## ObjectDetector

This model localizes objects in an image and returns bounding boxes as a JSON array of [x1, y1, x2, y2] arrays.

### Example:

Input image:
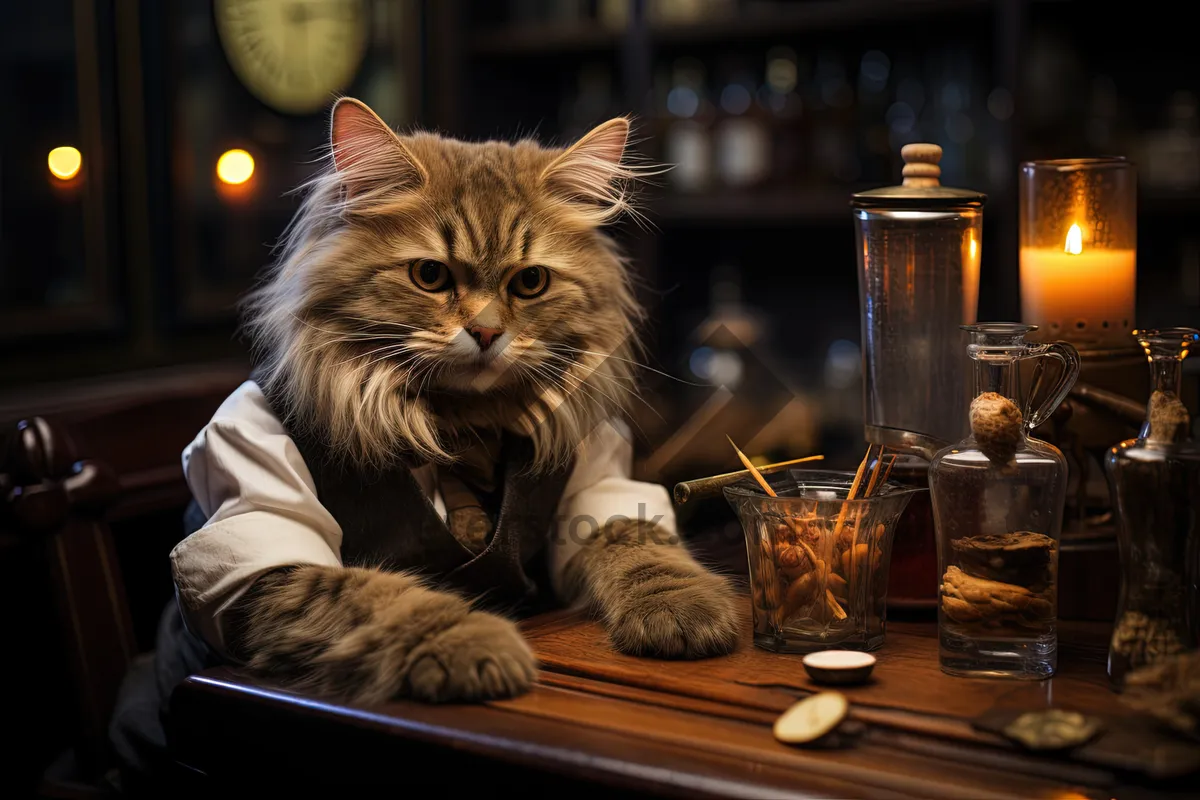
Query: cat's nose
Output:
[[467, 325, 503, 351]]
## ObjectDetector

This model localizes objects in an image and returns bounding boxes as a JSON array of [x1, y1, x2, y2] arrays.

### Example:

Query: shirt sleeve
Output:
[[170, 381, 343, 658], [547, 418, 677, 596]]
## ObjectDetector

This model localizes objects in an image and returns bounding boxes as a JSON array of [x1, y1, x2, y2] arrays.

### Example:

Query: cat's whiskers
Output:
[[332, 341, 413, 369], [550, 345, 701, 386], [290, 313, 395, 340], [516, 366, 582, 419], [417, 354, 445, 397], [537, 350, 663, 422], [518, 362, 653, 442], [302, 334, 408, 359], [539, 350, 645, 402], [340, 315, 422, 332], [403, 355, 438, 397], [357, 347, 422, 374], [523, 361, 616, 414], [539, 349, 638, 386], [533, 360, 657, 439]]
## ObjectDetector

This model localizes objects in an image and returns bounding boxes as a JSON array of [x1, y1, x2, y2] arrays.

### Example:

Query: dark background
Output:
[[3, 1, 1197, 473], [1, 0, 1198, 795]]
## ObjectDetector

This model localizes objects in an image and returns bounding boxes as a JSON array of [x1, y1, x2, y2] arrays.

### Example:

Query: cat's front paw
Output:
[[607, 561, 740, 659], [405, 610, 537, 702]]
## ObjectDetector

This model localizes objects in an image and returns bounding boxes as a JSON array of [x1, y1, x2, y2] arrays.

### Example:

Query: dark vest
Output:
[[272, 403, 575, 613]]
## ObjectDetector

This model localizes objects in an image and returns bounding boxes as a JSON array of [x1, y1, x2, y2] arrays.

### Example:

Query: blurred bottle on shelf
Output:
[[807, 49, 859, 185], [509, 0, 586, 24], [933, 48, 990, 192], [662, 57, 714, 193], [1083, 75, 1121, 153], [885, 55, 926, 164], [597, 0, 631, 29], [560, 62, 617, 142], [1140, 90, 1200, 191], [984, 84, 1015, 191], [856, 49, 893, 185], [713, 58, 771, 189], [762, 46, 805, 188], [649, 0, 736, 26]]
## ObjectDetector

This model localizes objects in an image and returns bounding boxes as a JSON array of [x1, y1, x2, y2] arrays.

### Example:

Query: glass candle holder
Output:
[[1019, 158, 1137, 349]]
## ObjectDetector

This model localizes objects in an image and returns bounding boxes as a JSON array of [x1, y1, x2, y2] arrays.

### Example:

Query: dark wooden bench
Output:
[[0, 362, 248, 797]]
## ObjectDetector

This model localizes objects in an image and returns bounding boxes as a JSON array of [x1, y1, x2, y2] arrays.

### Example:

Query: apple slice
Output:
[[773, 692, 849, 745]]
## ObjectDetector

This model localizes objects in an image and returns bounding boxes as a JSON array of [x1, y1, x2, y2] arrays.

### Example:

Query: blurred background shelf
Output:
[[470, 22, 622, 55], [1140, 189, 1200, 214], [7, 0, 1197, 463], [468, 0, 993, 55], [648, 0, 992, 45], [650, 187, 865, 224]]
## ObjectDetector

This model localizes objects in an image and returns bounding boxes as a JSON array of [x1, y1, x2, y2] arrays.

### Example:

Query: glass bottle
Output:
[[929, 323, 1081, 679], [663, 57, 714, 194], [1105, 328, 1200, 687]]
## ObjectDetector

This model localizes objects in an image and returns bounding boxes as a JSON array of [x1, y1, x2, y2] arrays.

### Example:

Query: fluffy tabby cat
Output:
[[211, 98, 739, 705]]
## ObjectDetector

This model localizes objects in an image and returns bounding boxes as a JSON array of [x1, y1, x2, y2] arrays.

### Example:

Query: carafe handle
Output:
[[1022, 341, 1081, 430]]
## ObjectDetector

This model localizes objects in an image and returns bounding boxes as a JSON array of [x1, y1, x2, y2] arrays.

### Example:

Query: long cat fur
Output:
[[221, 98, 739, 705]]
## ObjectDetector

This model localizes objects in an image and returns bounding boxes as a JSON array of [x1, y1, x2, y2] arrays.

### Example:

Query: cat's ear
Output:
[[330, 97, 427, 197], [540, 117, 635, 217]]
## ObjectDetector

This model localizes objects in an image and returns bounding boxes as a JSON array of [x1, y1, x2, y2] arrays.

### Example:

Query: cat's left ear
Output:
[[330, 97, 428, 198], [540, 117, 634, 214]]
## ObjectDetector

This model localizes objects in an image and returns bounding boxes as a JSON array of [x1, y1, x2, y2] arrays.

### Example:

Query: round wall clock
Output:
[[214, 0, 370, 115]]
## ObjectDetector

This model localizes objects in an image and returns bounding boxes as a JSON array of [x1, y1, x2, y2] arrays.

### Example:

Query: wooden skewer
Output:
[[727, 436, 777, 497], [713, 454, 826, 478], [862, 446, 889, 498], [850, 447, 891, 544], [831, 445, 873, 544], [879, 454, 898, 493]]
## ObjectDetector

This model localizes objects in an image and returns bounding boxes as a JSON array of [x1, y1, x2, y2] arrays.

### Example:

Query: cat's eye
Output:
[[509, 266, 550, 299], [409, 259, 452, 292]]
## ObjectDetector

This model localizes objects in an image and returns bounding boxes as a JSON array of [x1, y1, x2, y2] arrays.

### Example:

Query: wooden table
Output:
[[167, 604, 1200, 798]]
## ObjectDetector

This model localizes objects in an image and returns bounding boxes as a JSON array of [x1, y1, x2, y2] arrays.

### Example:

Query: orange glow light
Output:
[[48, 146, 82, 180], [217, 149, 255, 185]]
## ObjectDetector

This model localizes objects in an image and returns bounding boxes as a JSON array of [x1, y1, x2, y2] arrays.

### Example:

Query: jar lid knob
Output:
[[900, 143, 942, 188]]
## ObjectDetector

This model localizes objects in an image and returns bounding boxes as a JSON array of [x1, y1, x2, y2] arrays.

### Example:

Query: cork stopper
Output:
[[900, 143, 942, 188], [850, 141, 984, 208]]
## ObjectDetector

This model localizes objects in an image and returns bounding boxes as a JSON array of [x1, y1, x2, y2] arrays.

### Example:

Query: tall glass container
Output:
[[853, 143, 986, 461], [929, 324, 1081, 679], [1105, 328, 1200, 687]]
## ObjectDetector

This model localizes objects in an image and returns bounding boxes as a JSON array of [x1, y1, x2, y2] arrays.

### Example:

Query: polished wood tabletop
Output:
[[167, 603, 1200, 798]]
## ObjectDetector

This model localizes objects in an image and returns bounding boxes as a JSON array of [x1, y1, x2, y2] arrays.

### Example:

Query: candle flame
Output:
[[1064, 223, 1083, 255]]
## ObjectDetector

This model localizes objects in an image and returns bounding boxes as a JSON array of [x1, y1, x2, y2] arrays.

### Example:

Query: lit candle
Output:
[[1018, 158, 1137, 348], [1019, 222, 1136, 340]]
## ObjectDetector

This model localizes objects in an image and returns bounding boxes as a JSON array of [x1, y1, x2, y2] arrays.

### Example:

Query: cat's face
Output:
[[247, 98, 647, 468], [327, 129, 624, 395]]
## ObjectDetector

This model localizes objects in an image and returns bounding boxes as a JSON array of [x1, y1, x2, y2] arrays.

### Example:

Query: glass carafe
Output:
[[1105, 328, 1200, 687], [929, 323, 1081, 679]]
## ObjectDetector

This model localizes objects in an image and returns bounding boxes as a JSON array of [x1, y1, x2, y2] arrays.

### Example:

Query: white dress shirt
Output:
[[170, 380, 676, 658]]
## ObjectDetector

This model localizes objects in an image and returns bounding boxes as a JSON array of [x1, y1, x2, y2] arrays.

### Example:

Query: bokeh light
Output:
[[216, 149, 255, 185], [48, 146, 82, 181]]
